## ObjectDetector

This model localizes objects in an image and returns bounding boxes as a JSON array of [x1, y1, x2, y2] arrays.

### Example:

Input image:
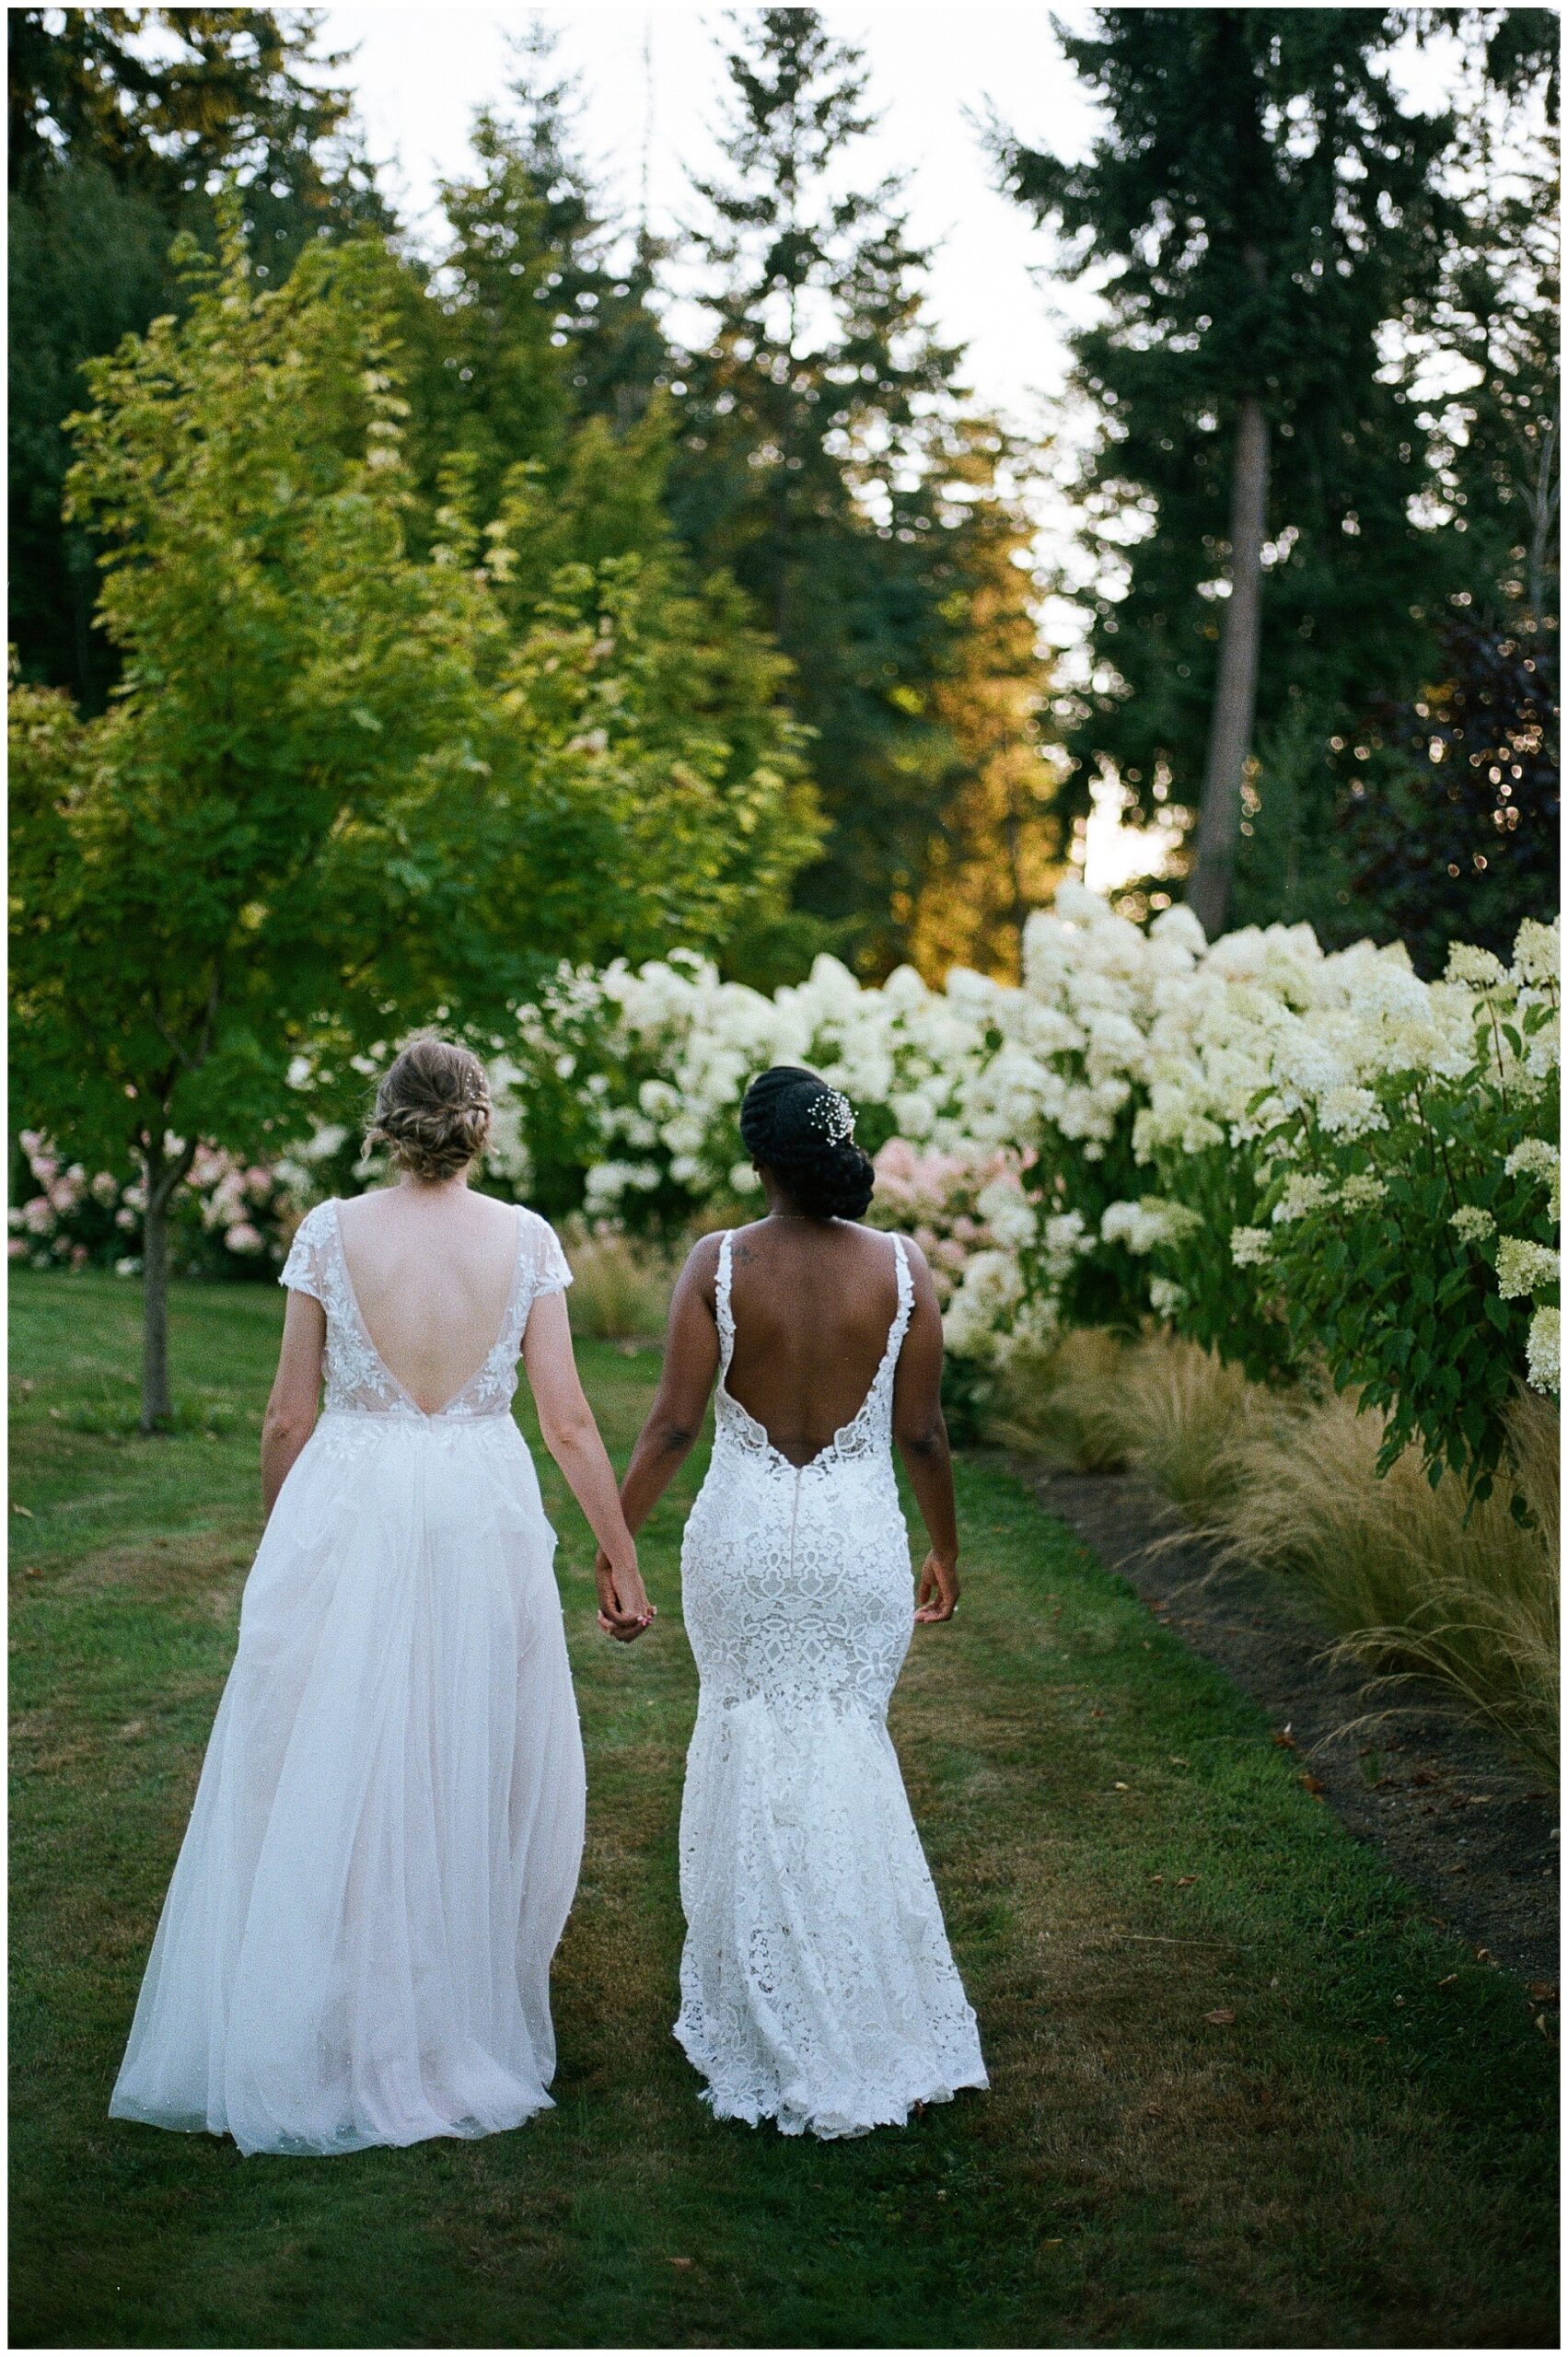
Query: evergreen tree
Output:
[[673, 8, 1049, 974], [396, 27, 672, 535], [390, 31, 819, 987], [908, 424, 1065, 981], [8, 7, 389, 702], [1337, 611, 1557, 973], [1332, 17, 1559, 966], [993, 7, 1466, 936]]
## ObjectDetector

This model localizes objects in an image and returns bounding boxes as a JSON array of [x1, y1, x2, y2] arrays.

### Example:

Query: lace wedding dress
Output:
[[676, 1230, 988, 2138], [110, 1199, 586, 2157]]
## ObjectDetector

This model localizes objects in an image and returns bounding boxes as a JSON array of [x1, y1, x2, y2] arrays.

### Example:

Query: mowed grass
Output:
[[10, 1269, 1558, 2351]]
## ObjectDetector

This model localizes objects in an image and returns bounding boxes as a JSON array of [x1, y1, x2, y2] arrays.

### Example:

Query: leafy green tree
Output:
[[8, 7, 389, 702], [10, 218, 815, 1429], [389, 29, 820, 988], [993, 6, 1466, 935], [673, 7, 1047, 973]]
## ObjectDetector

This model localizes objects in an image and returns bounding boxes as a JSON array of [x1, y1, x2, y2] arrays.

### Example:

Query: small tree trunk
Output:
[[1187, 392, 1270, 939], [138, 1131, 196, 1435], [139, 1136, 173, 1435]]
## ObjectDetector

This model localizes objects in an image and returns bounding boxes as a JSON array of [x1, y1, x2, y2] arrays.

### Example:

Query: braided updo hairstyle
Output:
[[738, 1066, 876, 1221], [366, 1036, 492, 1183]]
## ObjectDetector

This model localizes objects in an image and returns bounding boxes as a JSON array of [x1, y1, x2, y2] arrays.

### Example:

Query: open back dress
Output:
[[676, 1228, 987, 2138], [110, 1198, 586, 2157]]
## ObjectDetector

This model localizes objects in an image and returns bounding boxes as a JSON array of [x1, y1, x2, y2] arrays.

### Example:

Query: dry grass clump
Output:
[[994, 1327, 1277, 1514], [993, 1321, 1560, 1776], [561, 1225, 673, 1342], [985, 1327, 1132, 1471], [1210, 1386, 1560, 1778], [1075, 1333, 1278, 1517]]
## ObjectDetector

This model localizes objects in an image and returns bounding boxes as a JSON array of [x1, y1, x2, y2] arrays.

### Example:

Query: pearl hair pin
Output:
[[805, 1087, 854, 1145]]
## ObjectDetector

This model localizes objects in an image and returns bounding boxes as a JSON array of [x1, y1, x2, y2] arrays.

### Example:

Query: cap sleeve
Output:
[[523, 1210, 572, 1304], [279, 1201, 332, 1305]]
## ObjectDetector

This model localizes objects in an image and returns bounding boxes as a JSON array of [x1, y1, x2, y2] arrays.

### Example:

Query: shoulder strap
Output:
[[714, 1232, 736, 1371], [887, 1234, 914, 1353], [502, 1203, 537, 1340]]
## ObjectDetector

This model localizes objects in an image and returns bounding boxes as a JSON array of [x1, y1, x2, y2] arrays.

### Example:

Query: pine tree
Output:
[[397, 28, 672, 535], [908, 424, 1065, 981], [993, 7, 1465, 936], [1334, 21, 1559, 966], [673, 8, 1047, 973]]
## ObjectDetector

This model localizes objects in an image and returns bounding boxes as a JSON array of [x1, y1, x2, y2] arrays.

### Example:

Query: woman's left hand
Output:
[[595, 1547, 656, 1641], [914, 1550, 960, 1625]]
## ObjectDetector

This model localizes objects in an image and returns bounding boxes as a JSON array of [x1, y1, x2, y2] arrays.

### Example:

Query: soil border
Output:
[[1018, 1460, 1560, 1994]]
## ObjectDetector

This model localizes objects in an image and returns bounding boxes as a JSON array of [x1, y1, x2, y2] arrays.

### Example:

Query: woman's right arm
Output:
[[890, 1241, 961, 1625], [614, 1235, 723, 1538], [521, 1291, 652, 1637], [261, 1290, 326, 1522]]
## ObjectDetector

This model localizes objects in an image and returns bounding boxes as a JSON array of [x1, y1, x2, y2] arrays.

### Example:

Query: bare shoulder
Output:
[[680, 1228, 726, 1282], [869, 1224, 933, 1274], [726, 1217, 778, 1269]]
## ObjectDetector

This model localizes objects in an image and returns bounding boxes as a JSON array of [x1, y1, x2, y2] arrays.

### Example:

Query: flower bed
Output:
[[9, 1134, 305, 1281], [504, 887, 1559, 1490]]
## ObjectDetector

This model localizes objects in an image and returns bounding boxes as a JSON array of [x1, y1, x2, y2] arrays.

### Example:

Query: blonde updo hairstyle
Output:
[[366, 1036, 492, 1183]]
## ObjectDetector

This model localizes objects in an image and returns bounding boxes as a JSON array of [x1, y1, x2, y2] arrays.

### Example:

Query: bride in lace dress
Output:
[[110, 1039, 651, 2157], [607, 1066, 987, 2138]]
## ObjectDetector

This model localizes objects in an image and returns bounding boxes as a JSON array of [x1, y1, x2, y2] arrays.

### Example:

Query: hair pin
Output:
[[806, 1087, 854, 1145]]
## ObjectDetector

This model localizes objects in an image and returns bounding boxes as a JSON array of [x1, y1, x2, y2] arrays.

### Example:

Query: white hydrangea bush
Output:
[[504, 948, 995, 1233], [503, 884, 1557, 1489]]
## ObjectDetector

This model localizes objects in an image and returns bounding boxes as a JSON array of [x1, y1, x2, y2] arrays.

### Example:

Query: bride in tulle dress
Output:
[[110, 1038, 651, 2157], [608, 1066, 987, 2138]]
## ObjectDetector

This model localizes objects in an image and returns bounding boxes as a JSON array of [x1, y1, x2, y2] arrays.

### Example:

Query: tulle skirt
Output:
[[110, 1410, 586, 2158]]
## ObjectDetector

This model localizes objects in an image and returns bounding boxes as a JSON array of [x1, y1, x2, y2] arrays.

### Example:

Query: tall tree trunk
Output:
[[1527, 416, 1559, 640], [1187, 392, 1270, 938], [138, 1130, 195, 1435]]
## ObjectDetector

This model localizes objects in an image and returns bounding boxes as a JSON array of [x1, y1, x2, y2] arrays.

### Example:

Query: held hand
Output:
[[914, 1551, 960, 1626], [595, 1546, 656, 1643]]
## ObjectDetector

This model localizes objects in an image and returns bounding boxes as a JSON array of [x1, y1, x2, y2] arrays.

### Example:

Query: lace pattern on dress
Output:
[[278, 1201, 571, 1420], [677, 1223, 986, 2136]]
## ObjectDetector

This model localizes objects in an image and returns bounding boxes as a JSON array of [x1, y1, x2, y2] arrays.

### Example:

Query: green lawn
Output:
[[10, 1269, 1558, 2349]]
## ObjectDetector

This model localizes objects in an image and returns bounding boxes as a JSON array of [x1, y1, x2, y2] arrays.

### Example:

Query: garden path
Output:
[[9, 1273, 1557, 2349]]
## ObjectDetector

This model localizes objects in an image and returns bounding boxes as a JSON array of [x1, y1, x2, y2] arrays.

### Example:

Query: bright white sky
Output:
[[310, 2, 1461, 888], [317, 3, 1103, 431]]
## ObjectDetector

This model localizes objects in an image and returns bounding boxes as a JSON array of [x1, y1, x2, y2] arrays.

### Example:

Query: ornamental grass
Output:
[[1209, 1384, 1560, 1780], [1000, 1331, 1560, 1776]]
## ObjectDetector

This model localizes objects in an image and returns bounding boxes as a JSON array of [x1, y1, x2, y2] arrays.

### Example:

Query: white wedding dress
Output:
[[676, 1231, 988, 2138], [110, 1199, 586, 2157]]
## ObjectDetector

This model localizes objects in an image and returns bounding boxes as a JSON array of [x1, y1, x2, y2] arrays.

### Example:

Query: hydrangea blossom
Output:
[[1526, 1305, 1561, 1395], [1495, 1237, 1561, 1300]]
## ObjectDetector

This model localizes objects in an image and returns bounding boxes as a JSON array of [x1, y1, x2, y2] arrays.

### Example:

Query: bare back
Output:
[[334, 1185, 523, 1417], [719, 1219, 909, 1467]]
